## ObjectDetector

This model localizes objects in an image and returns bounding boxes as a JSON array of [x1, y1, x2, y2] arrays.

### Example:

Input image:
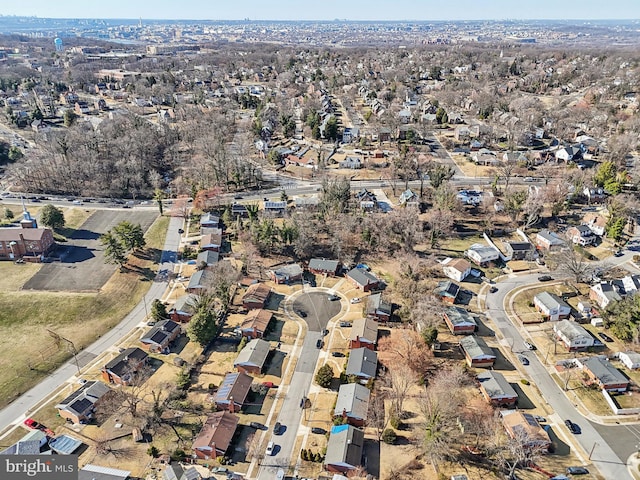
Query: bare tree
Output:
[[384, 366, 418, 417], [551, 247, 594, 283], [489, 419, 549, 480], [424, 208, 454, 248], [366, 393, 388, 442]]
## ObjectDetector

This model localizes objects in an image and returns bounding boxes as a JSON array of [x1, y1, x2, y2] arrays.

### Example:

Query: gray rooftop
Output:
[[477, 370, 517, 400], [325, 425, 364, 469], [334, 383, 370, 421], [347, 267, 379, 287], [582, 357, 628, 386], [554, 320, 592, 341], [308, 258, 340, 272], [346, 348, 377, 378], [79, 464, 131, 480], [459, 335, 495, 359], [534, 291, 570, 311], [350, 318, 378, 344], [234, 338, 271, 369], [445, 307, 477, 327]]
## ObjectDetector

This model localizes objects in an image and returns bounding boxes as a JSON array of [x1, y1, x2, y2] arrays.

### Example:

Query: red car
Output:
[[24, 418, 41, 429], [261, 381, 276, 388]]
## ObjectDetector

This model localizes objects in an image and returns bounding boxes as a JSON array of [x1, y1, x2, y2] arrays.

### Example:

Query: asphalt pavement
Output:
[[0, 215, 183, 434]]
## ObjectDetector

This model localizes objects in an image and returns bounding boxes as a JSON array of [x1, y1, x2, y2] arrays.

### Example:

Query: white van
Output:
[[265, 441, 275, 456]]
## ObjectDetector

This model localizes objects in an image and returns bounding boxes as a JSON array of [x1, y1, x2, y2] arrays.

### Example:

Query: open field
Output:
[[0, 214, 168, 409]]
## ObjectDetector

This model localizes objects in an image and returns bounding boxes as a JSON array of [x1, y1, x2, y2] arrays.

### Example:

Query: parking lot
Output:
[[23, 209, 158, 291]]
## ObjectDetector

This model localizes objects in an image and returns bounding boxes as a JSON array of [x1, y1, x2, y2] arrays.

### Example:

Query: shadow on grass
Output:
[[264, 319, 284, 342], [511, 382, 536, 409], [492, 348, 516, 371], [266, 292, 285, 311], [546, 426, 570, 456], [264, 350, 285, 378]]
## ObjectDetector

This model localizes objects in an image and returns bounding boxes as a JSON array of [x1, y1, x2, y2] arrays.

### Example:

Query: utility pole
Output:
[[589, 442, 598, 460]]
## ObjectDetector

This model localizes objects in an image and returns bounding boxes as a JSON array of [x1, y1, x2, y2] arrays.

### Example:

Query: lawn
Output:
[[0, 215, 169, 409]]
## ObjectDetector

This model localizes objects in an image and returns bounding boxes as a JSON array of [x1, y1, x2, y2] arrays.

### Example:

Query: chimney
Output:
[[228, 396, 235, 413], [342, 408, 347, 419]]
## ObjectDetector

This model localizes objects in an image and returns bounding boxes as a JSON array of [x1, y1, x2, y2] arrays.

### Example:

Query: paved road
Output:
[[24, 209, 158, 291], [292, 291, 342, 332], [0, 215, 182, 433], [486, 272, 633, 480]]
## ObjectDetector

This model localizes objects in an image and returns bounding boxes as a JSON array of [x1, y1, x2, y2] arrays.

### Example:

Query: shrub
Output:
[[147, 446, 159, 458], [236, 336, 248, 352], [314, 452, 323, 462], [208, 383, 216, 391], [315, 364, 334, 388], [382, 428, 397, 444], [301, 449, 308, 461], [171, 448, 186, 461], [389, 415, 402, 429]]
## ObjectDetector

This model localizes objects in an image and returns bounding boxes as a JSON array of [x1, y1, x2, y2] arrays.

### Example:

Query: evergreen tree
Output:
[[40, 204, 65, 230]]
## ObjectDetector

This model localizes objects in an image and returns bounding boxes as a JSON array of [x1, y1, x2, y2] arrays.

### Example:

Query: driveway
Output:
[[23, 209, 158, 291]]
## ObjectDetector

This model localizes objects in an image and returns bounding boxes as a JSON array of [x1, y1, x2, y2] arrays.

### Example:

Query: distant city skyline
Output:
[[1, 0, 640, 21]]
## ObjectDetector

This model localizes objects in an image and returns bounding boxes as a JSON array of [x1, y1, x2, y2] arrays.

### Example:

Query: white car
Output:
[[350, 297, 361, 304], [265, 441, 275, 456]]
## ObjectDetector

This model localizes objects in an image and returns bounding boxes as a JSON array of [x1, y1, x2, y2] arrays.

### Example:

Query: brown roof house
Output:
[[242, 283, 272, 310], [502, 411, 551, 452], [200, 228, 223, 252], [459, 336, 495, 368], [56, 381, 111, 424], [444, 307, 477, 335], [192, 411, 239, 460], [442, 258, 472, 282], [477, 370, 518, 407], [101, 347, 148, 385], [334, 383, 370, 427], [214, 372, 253, 412], [239, 309, 273, 339], [324, 425, 364, 473], [349, 318, 378, 350], [140, 320, 181, 353], [233, 339, 271, 376]]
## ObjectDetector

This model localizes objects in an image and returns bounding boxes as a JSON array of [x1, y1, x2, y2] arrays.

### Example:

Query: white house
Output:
[[619, 351, 640, 370], [589, 282, 622, 309], [442, 258, 472, 282], [533, 292, 571, 321], [465, 243, 500, 266], [553, 320, 595, 351], [622, 275, 640, 296]]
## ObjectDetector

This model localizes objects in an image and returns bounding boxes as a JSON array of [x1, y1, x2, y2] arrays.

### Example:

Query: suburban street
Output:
[[0, 215, 183, 433]]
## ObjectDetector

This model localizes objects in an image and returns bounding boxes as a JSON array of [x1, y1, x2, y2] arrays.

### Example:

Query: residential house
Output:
[[187, 269, 214, 294], [214, 372, 253, 412], [477, 370, 518, 407], [622, 275, 640, 296], [196, 250, 219, 268], [472, 149, 499, 166], [553, 320, 595, 351], [242, 283, 272, 310], [535, 230, 566, 251], [355, 188, 378, 211], [442, 258, 472, 282], [583, 212, 607, 236], [169, 294, 198, 323], [334, 383, 370, 427], [346, 267, 380, 292], [239, 309, 273, 339], [163, 464, 201, 480], [101, 347, 148, 385], [0, 429, 47, 455], [140, 320, 181, 353], [78, 465, 131, 480], [200, 213, 220, 229], [567, 225, 597, 246], [459, 336, 496, 368], [263, 200, 287, 216], [233, 339, 271, 375], [192, 411, 239, 460], [378, 127, 392, 142], [504, 242, 535, 261], [342, 127, 359, 143], [555, 146, 581, 162], [200, 228, 223, 252], [0, 227, 55, 261], [465, 243, 500, 266], [324, 425, 364, 473], [502, 411, 551, 451], [349, 318, 378, 350], [533, 292, 571, 321], [619, 351, 640, 370], [294, 195, 320, 210], [454, 125, 471, 142], [339, 157, 362, 169], [308, 258, 340, 276], [580, 356, 629, 392], [231, 203, 248, 218], [366, 293, 392, 321], [444, 307, 478, 335], [434, 280, 460, 304], [589, 282, 622, 309], [583, 186, 606, 204], [345, 348, 378, 380], [269, 263, 303, 284], [56, 381, 111, 424], [398, 189, 419, 207]]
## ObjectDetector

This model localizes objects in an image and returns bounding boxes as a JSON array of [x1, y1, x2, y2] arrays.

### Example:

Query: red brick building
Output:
[[0, 228, 55, 261]]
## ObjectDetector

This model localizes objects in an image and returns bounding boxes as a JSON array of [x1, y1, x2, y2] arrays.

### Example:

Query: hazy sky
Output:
[[2, 0, 640, 21]]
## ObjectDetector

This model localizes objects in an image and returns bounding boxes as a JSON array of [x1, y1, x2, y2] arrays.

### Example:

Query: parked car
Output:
[[614, 250, 624, 257], [598, 332, 613, 342], [533, 415, 546, 423], [328, 294, 340, 301], [295, 310, 307, 318], [311, 427, 326, 435], [565, 419, 581, 434], [316, 339, 324, 349], [322, 329, 329, 336], [489, 286, 498, 293], [249, 422, 265, 430], [261, 381, 276, 388], [518, 355, 529, 366], [350, 297, 362, 304], [523, 341, 536, 350], [178, 228, 184, 234], [566, 466, 589, 475], [273, 422, 282, 434], [537, 275, 553, 282], [211, 467, 228, 474], [339, 321, 352, 327], [265, 441, 275, 456], [331, 351, 345, 357]]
